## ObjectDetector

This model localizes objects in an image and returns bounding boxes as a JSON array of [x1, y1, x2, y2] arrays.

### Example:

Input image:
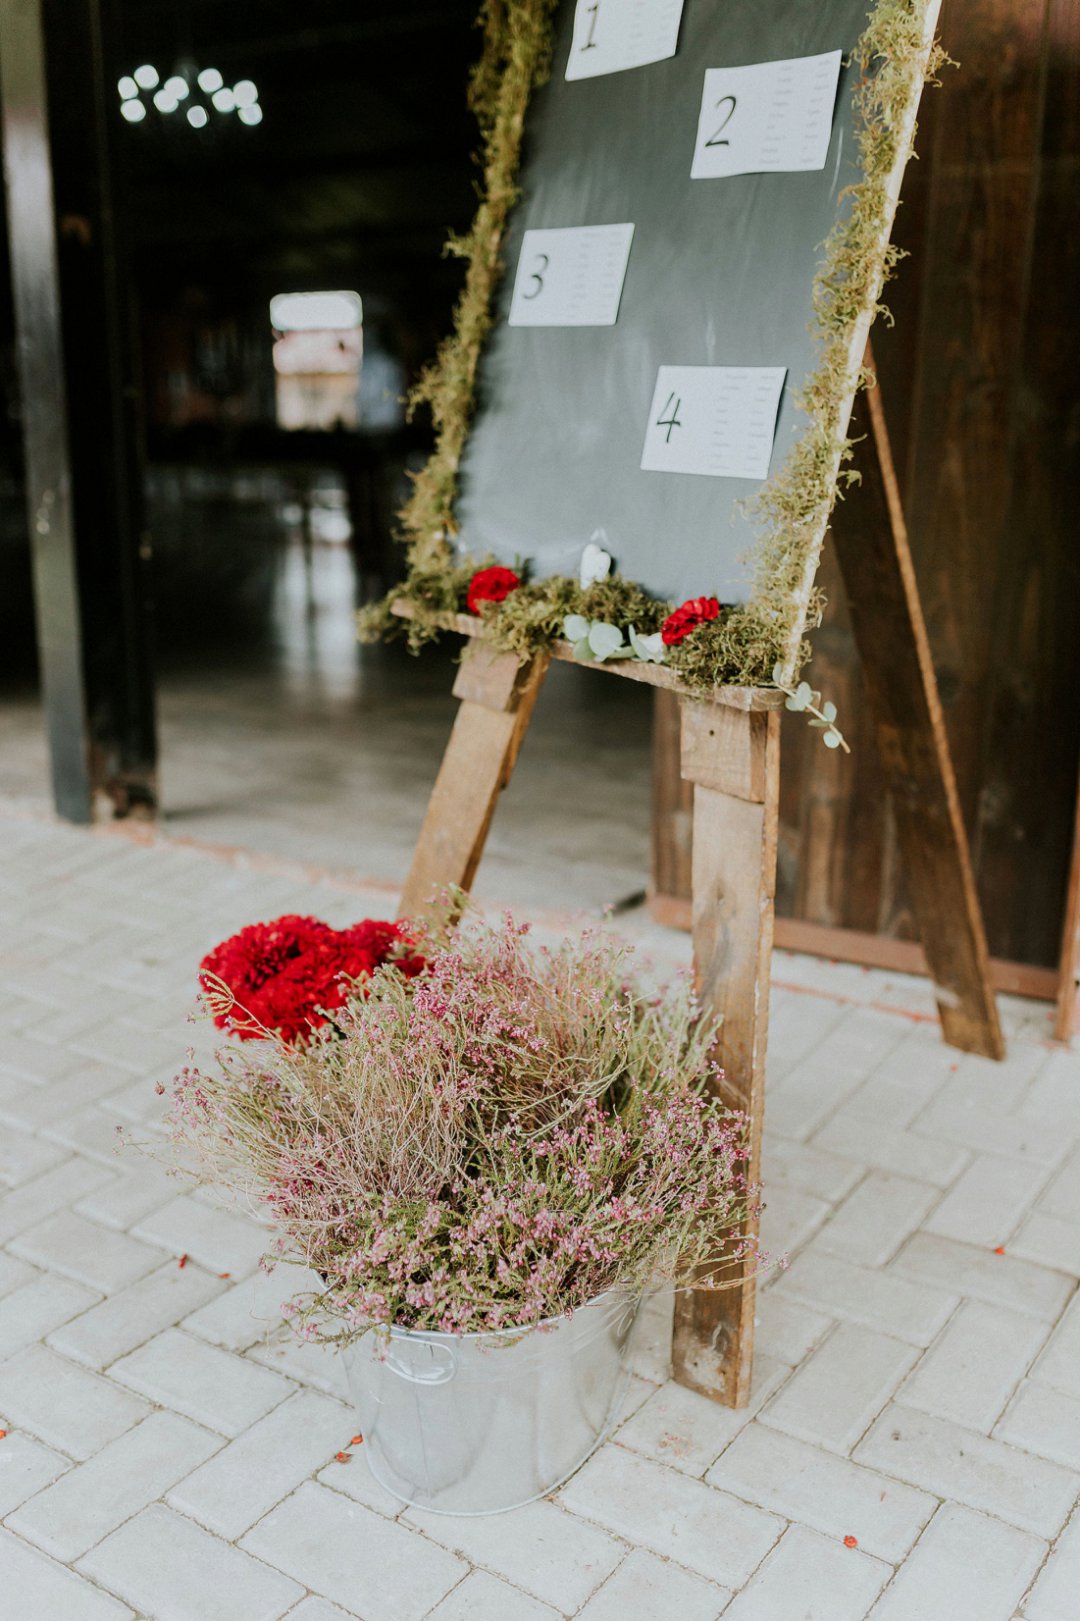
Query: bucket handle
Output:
[[384, 1340, 457, 1385]]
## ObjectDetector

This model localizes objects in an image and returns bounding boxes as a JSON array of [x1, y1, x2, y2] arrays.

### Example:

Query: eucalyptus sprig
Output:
[[772, 665, 850, 752], [563, 615, 666, 665]]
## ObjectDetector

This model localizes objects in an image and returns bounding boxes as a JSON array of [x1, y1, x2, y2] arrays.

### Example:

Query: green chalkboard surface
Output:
[[455, 0, 878, 607]]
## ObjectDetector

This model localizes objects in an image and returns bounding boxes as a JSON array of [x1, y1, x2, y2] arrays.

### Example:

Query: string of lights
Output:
[[118, 64, 262, 128]]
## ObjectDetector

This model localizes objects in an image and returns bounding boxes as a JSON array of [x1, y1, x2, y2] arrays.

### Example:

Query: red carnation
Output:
[[660, 596, 721, 646], [200, 915, 426, 1045], [467, 566, 520, 615], [342, 919, 426, 980]]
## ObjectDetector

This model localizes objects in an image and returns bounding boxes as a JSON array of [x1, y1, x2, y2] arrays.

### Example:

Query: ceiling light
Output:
[[133, 64, 159, 89], [153, 89, 179, 113], [117, 76, 138, 100], [187, 105, 209, 129], [163, 75, 189, 100], [211, 87, 235, 113], [237, 104, 263, 126], [197, 67, 224, 93], [233, 80, 258, 108], [119, 99, 147, 122], [270, 291, 363, 332]]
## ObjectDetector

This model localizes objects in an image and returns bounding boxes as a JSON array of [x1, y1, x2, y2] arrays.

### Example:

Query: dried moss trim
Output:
[[749, 0, 949, 678], [398, 0, 560, 569], [375, 0, 945, 691]]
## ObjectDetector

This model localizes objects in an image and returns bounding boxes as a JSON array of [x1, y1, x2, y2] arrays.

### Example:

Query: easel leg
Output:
[[672, 700, 780, 1407], [829, 349, 1004, 1060], [397, 642, 550, 924]]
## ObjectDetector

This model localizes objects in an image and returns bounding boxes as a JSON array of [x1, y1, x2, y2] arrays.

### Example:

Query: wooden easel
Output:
[[395, 346, 1003, 1409]]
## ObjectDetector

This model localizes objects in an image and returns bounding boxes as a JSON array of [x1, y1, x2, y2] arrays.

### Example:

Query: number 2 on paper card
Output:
[[508, 224, 635, 328], [640, 366, 788, 481], [690, 51, 843, 180], [565, 0, 684, 81]]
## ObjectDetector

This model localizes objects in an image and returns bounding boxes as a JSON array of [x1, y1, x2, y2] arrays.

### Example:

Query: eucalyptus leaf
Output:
[[809, 717, 828, 728], [772, 662, 785, 685], [629, 626, 667, 664], [822, 700, 837, 723], [563, 614, 590, 644], [588, 621, 626, 660], [572, 637, 593, 661], [823, 730, 842, 749]]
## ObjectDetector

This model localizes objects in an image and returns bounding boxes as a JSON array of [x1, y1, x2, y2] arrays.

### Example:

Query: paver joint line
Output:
[[0, 808, 1076, 1620]]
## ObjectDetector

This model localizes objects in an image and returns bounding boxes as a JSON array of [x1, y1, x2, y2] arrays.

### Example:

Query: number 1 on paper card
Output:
[[640, 366, 787, 481], [690, 51, 843, 180], [566, 0, 684, 81], [508, 224, 635, 328]]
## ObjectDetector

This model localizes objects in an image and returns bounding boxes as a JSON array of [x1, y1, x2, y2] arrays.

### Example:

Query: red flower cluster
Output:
[[660, 595, 721, 646], [200, 914, 425, 1045], [467, 565, 520, 615]]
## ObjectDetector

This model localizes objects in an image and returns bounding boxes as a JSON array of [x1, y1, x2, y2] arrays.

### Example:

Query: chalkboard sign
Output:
[[454, 0, 879, 608]]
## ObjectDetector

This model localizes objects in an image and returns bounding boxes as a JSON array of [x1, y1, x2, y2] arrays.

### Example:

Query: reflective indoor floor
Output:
[[0, 469, 654, 917]]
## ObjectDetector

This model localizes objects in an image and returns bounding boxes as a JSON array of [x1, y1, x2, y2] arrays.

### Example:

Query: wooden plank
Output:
[[828, 355, 1004, 1059], [973, 0, 1080, 972], [672, 704, 780, 1408], [647, 900, 1060, 1003], [1055, 769, 1080, 1041], [397, 644, 549, 921], [388, 601, 784, 712], [680, 700, 770, 803], [651, 689, 693, 904]]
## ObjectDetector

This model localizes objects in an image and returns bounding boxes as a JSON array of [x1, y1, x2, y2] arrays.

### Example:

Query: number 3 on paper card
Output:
[[690, 51, 843, 180], [565, 0, 684, 81], [640, 366, 788, 481], [508, 224, 635, 328]]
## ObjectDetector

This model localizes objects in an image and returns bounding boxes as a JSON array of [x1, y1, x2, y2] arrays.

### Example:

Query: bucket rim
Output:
[[358, 1285, 640, 1350]]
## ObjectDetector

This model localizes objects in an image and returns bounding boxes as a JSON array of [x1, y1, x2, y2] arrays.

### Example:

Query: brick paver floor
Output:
[[1, 803, 1078, 1620]]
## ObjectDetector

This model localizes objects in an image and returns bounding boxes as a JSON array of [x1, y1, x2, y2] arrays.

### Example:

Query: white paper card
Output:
[[565, 0, 684, 82], [640, 366, 787, 480], [508, 223, 635, 327], [690, 51, 843, 180]]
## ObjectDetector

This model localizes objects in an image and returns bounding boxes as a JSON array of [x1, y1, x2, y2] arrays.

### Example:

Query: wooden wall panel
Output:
[[771, 0, 1080, 970]]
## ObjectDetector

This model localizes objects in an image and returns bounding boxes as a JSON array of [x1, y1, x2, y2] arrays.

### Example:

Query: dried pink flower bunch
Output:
[[163, 911, 764, 1341]]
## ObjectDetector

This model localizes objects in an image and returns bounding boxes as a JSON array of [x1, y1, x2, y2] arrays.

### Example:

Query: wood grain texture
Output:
[[397, 644, 549, 921], [772, 0, 1080, 975], [1055, 767, 1080, 1040], [388, 602, 784, 711], [651, 688, 692, 903], [825, 367, 1003, 1059], [671, 705, 780, 1408]]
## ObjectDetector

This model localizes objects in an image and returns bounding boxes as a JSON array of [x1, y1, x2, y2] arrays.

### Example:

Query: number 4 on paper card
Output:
[[640, 366, 788, 481], [691, 51, 843, 180], [508, 224, 635, 328], [566, 0, 684, 81]]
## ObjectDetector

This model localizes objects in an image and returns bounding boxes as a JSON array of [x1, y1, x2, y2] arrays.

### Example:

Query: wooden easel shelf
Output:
[[389, 600, 785, 712]]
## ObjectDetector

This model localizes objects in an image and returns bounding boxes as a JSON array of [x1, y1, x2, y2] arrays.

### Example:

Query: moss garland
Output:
[[397, 0, 560, 568], [363, 0, 945, 693]]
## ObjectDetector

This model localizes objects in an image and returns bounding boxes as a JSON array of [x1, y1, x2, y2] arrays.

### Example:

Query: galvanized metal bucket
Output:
[[341, 1290, 641, 1515]]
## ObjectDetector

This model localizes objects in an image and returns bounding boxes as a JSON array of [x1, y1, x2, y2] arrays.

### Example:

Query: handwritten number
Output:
[[656, 393, 683, 443], [581, 2, 599, 50], [523, 253, 549, 300], [705, 94, 737, 148]]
